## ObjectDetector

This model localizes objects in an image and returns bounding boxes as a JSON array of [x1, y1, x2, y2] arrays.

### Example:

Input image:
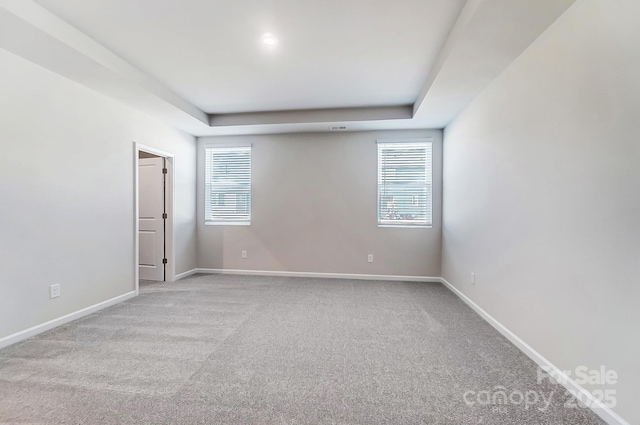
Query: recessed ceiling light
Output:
[[262, 33, 278, 46]]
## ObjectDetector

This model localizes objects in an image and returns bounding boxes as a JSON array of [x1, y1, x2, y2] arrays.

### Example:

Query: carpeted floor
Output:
[[0, 274, 604, 424]]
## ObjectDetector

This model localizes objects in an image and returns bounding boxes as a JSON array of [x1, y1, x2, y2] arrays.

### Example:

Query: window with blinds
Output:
[[377, 140, 432, 227], [205, 146, 251, 224]]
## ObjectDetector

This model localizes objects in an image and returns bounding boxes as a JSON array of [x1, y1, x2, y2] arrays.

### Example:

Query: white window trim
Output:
[[204, 144, 252, 226], [376, 138, 433, 229]]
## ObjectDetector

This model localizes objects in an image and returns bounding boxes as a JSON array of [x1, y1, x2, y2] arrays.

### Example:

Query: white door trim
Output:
[[134, 142, 175, 295]]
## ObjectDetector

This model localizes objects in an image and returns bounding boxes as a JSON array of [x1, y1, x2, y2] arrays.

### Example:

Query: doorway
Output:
[[139, 152, 165, 281], [134, 143, 175, 294]]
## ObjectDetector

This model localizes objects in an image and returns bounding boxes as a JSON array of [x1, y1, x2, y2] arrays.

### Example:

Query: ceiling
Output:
[[33, 0, 466, 114], [0, 0, 577, 136]]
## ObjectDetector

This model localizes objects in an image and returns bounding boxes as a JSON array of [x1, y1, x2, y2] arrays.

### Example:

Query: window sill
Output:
[[205, 221, 251, 226], [378, 224, 432, 229]]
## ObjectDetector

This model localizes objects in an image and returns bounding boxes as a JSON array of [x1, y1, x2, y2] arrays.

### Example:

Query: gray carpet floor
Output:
[[0, 274, 604, 424]]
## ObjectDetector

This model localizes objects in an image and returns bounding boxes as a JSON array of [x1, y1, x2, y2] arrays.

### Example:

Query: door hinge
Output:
[[162, 213, 168, 219], [162, 258, 168, 264], [162, 168, 168, 174]]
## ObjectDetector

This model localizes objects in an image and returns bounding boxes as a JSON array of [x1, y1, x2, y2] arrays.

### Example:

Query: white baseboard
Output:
[[174, 268, 199, 281], [0, 291, 136, 350], [195, 268, 441, 283], [439, 278, 629, 425]]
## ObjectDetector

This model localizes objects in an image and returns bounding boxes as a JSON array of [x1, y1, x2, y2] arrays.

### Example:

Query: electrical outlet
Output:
[[50, 284, 61, 299], [470, 272, 476, 285], [367, 254, 374, 263], [242, 250, 247, 259]]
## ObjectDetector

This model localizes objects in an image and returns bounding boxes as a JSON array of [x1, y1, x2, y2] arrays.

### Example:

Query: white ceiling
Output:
[[34, 0, 466, 114], [1, 0, 577, 136]]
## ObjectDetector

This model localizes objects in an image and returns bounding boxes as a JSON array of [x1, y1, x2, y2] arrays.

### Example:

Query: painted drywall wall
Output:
[[0, 49, 196, 340], [197, 130, 442, 277], [442, 0, 640, 423]]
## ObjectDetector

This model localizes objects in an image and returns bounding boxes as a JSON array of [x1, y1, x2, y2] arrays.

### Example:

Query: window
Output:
[[377, 139, 432, 227], [205, 145, 251, 225]]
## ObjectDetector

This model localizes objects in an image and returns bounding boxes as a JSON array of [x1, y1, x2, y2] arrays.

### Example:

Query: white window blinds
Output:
[[377, 140, 432, 227], [205, 146, 252, 224]]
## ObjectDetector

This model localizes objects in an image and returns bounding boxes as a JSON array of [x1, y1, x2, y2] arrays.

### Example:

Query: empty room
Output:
[[0, 0, 638, 424]]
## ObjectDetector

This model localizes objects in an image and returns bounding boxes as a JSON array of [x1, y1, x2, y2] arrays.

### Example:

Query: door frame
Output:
[[134, 142, 175, 295]]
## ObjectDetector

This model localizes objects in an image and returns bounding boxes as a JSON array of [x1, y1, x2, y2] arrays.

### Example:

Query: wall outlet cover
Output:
[[50, 284, 61, 299]]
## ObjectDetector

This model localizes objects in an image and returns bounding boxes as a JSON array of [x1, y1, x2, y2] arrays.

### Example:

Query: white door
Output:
[[139, 157, 165, 281]]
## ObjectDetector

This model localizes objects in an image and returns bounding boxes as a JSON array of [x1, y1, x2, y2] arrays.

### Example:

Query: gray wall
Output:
[[0, 49, 197, 340], [197, 130, 442, 277], [442, 0, 639, 423]]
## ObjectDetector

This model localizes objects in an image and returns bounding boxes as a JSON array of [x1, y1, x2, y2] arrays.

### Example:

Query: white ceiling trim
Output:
[[412, 0, 578, 129], [0, 0, 578, 137], [210, 105, 412, 127], [413, 0, 484, 117], [0, 0, 209, 133]]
